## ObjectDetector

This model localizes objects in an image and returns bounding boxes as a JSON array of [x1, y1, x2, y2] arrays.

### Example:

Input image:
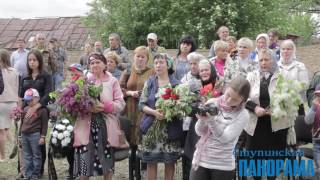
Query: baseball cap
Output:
[[23, 88, 40, 101], [147, 33, 157, 40], [315, 85, 320, 94], [68, 63, 83, 72]]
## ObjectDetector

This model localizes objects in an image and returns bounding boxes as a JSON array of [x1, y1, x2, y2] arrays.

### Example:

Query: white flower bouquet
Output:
[[270, 74, 304, 122], [50, 118, 74, 158]]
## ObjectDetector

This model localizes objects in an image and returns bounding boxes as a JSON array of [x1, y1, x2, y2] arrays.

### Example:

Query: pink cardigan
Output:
[[73, 72, 125, 147]]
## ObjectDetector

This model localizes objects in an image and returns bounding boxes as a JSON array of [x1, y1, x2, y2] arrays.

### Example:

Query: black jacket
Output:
[[19, 72, 53, 106]]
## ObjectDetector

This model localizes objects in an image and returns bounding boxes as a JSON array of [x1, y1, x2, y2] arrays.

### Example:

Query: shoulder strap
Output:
[[0, 70, 4, 95]]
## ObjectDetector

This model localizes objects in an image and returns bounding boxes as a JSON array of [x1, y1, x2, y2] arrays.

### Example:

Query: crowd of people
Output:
[[0, 25, 318, 180]]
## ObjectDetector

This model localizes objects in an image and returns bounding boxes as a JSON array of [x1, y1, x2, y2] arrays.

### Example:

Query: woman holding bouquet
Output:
[[245, 49, 287, 180], [139, 53, 182, 180], [182, 58, 217, 180], [278, 39, 309, 106], [73, 53, 125, 180]]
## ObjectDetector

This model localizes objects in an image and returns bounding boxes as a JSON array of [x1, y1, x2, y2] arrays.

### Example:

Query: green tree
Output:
[[83, 0, 317, 49]]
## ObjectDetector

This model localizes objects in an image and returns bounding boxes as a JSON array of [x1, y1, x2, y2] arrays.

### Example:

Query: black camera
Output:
[[197, 103, 220, 116]]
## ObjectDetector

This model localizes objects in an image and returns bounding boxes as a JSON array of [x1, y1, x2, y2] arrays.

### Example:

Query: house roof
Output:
[[0, 17, 92, 50]]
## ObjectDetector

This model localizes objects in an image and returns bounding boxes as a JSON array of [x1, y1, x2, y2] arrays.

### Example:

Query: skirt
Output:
[[0, 102, 16, 129], [139, 121, 182, 164], [73, 113, 114, 177]]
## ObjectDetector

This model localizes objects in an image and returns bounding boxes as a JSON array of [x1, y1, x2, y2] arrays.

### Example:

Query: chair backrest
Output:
[[295, 115, 313, 144]]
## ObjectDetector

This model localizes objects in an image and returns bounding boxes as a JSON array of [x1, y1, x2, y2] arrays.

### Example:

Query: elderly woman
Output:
[[139, 53, 182, 180], [245, 49, 289, 180], [224, 37, 258, 85], [182, 59, 217, 180], [180, 52, 204, 180], [73, 53, 125, 180], [174, 35, 197, 81], [105, 51, 122, 80], [251, 33, 270, 62], [119, 46, 154, 176], [278, 39, 309, 103]]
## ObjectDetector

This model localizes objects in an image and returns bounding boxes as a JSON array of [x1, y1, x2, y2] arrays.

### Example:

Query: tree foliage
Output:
[[83, 0, 318, 49]]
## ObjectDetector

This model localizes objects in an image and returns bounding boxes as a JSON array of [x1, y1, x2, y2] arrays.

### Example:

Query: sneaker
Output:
[[66, 175, 76, 180]]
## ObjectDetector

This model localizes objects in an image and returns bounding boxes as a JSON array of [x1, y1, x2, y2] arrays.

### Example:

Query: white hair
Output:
[[237, 37, 254, 50], [187, 52, 206, 63], [214, 40, 229, 52]]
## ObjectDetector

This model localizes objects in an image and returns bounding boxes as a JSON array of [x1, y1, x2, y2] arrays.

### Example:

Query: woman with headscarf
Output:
[[245, 49, 289, 180], [182, 59, 217, 180], [139, 53, 182, 180], [73, 53, 125, 180], [251, 33, 270, 62], [278, 39, 309, 103]]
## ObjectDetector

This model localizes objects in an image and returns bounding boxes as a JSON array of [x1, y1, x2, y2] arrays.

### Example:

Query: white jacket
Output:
[[278, 60, 309, 102], [245, 70, 294, 136]]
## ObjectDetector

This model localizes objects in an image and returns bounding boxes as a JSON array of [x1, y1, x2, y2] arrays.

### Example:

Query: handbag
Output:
[[105, 115, 130, 161]]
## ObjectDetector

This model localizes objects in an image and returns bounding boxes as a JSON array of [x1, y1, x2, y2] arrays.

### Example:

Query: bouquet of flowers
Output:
[[143, 84, 196, 144], [10, 107, 24, 121], [199, 83, 221, 102], [49, 77, 102, 123], [270, 74, 305, 122], [155, 84, 197, 122], [50, 118, 74, 158]]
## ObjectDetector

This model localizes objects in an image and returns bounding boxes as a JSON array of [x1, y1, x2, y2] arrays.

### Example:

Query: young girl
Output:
[[190, 76, 250, 180]]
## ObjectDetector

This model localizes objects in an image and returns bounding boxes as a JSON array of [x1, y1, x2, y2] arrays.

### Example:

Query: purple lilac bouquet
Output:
[[49, 77, 102, 123], [10, 107, 24, 121]]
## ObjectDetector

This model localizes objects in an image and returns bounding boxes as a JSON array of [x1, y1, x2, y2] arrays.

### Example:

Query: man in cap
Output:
[[146, 33, 165, 68]]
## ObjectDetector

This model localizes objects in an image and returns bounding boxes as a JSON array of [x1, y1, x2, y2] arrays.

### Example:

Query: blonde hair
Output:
[[280, 39, 296, 60], [226, 36, 237, 43], [214, 40, 229, 52], [133, 46, 150, 61], [104, 51, 121, 65]]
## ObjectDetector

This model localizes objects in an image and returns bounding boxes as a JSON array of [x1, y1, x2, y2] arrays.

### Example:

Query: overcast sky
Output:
[[0, 0, 91, 19]]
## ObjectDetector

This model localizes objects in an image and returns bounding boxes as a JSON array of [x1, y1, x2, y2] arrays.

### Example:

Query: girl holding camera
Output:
[[190, 76, 251, 180]]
